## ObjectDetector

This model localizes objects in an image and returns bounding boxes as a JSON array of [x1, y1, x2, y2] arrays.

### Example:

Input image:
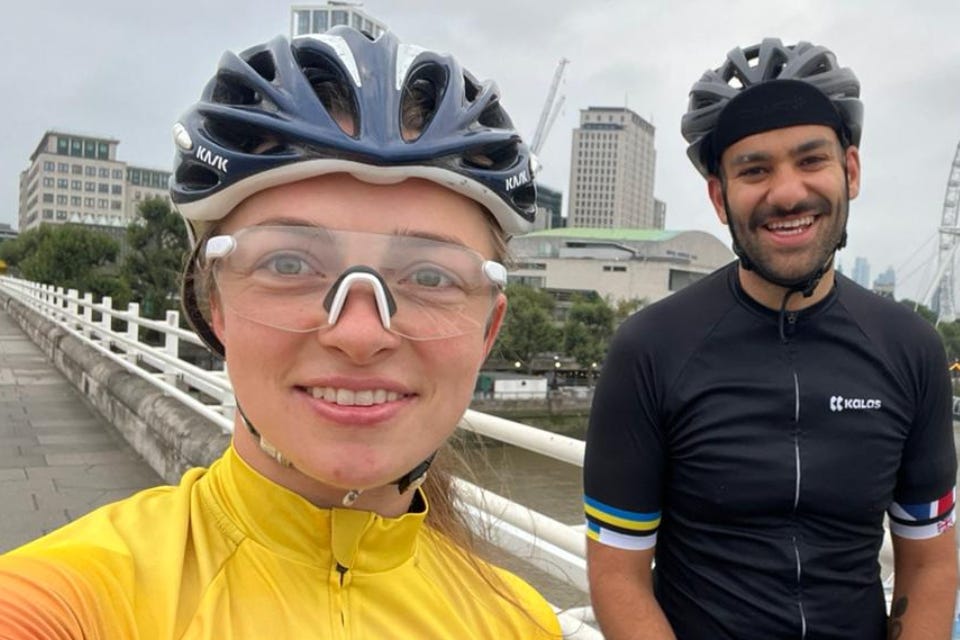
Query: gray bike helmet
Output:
[[681, 38, 863, 177], [171, 27, 537, 246]]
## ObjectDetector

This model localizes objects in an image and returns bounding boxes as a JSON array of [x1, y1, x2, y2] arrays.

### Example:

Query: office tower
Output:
[[852, 256, 870, 289], [19, 130, 170, 233], [568, 106, 657, 229]]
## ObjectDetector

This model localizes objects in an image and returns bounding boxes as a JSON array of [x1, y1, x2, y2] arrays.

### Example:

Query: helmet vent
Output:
[[246, 50, 277, 82], [463, 73, 481, 103], [464, 141, 519, 172], [400, 63, 447, 141], [295, 50, 359, 137], [176, 162, 220, 191], [478, 100, 508, 129], [211, 75, 261, 107], [511, 183, 536, 210], [206, 120, 289, 155], [810, 59, 830, 76]]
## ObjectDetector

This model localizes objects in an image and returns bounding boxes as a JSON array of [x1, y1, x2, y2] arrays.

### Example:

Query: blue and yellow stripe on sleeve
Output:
[[583, 495, 660, 550]]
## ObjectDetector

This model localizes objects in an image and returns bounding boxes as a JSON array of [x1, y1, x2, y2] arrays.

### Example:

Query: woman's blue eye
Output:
[[410, 268, 453, 288], [266, 254, 311, 275]]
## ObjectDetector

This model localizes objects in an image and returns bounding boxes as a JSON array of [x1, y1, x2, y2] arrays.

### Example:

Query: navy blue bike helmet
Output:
[[171, 27, 538, 245]]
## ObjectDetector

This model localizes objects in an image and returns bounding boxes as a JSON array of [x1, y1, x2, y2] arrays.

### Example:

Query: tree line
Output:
[[494, 283, 645, 373], [0, 198, 189, 320]]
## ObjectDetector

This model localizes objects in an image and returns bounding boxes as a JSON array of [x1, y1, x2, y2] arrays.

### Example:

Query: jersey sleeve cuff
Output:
[[586, 520, 657, 550], [584, 495, 660, 550], [889, 487, 956, 539]]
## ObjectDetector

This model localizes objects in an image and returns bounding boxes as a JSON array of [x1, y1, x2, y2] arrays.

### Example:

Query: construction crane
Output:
[[530, 58, 569, 156]]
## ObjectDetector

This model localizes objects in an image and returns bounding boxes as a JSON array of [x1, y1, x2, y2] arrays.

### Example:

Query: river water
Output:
[[451, 428, 588, 610]]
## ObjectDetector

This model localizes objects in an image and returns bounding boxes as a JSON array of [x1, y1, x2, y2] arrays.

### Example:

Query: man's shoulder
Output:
[[835, 275, 942, 347]]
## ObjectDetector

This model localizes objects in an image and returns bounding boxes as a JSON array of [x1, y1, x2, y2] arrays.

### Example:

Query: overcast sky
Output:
[[4, 1, 959, 301]]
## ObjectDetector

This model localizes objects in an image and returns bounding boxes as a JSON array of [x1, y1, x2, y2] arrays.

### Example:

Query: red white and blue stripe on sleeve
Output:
[[888, 487, 956, 539], [584, 495, 661, 550]]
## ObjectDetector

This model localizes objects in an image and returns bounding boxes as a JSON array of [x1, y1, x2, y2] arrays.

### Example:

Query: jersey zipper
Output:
[[330, 562, 351, 639], [792, 371, 807, 639]]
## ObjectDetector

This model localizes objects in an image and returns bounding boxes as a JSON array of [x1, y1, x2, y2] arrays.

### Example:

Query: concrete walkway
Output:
[[0, 307, 162, 552]]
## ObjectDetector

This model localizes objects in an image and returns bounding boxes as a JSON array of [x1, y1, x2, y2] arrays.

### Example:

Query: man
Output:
[[583, 38, 957, 639]]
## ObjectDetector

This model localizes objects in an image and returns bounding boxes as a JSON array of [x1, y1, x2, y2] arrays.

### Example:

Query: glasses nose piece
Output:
[[322, 266, 398, 330]]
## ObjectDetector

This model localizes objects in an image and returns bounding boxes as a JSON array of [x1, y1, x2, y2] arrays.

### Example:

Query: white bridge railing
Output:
[[0, 276, 599, 638]]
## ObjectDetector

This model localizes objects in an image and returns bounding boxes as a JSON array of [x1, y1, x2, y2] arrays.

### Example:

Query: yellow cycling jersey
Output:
[[0, 445, 561, 639]]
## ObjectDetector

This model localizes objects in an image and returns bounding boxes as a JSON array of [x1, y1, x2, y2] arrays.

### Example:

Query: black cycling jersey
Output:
[[584, 262, 956, 640]]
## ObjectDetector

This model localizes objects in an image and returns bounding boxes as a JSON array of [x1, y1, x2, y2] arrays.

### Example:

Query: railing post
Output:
[[125, 302, 140, 364], [67, 289, 79, 331], [81, 293, 93, 338], [42, 284, 53, 316], [26, 281, 37, 311], [99, 296, 113, 350], [164, 310, 180, 385], [55, 287, 65, 322], [45, 285, 54, 316]]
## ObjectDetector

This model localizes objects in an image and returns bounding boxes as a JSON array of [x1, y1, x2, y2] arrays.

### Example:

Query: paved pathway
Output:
[[0, 307, 162, 552]]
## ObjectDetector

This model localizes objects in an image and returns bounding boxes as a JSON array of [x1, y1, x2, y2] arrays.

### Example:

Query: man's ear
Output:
[[482, 293, 507, 358], [707, 176, 728, 225], [845, 145, 861, 200]]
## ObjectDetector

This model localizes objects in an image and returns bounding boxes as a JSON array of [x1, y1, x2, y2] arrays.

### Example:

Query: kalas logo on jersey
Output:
[[829, 395, 882, 412]]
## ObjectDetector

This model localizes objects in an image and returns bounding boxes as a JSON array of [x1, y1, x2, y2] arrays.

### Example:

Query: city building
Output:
[[852, 256, 871, 289], [290, 2, 387, 38], [533, 183, 564, 231], [873, 266, 896, 298], [567, 107, 657, 229], [18, 130, 170, 233], [653, 198, 666, 230], [508, 227, 733, 305], [0, 223, 17, 243]]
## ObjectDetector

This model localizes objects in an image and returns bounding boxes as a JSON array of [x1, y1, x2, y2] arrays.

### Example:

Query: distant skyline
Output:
[[3, 1, 958, 302]]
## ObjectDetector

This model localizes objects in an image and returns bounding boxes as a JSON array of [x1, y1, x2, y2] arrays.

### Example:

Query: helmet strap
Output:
[[235, 401, 435, 504]]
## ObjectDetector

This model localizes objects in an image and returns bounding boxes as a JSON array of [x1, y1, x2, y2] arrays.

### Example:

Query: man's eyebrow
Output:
[[728, 138, 834, 166], [729, 151, 771, 166], [790, 138, 832, 156]]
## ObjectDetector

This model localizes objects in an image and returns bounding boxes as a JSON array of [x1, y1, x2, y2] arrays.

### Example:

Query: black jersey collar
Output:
[[727, 261, 839, 324]]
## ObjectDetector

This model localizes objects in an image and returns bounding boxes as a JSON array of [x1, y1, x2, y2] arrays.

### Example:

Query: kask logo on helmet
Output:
[[829, 395, 882, 412], [505, 169, 529, 191], [196, 145, 229, 173]]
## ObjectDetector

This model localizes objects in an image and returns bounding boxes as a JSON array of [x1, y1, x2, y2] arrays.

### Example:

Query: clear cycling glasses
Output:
[[205, 225, 506, 341]]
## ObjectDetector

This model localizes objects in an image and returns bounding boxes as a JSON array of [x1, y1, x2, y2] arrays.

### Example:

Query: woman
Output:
[[0, 27, 561, 638]]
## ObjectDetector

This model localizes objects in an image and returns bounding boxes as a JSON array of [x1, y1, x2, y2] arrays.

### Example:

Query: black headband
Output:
[[710, 79, 846, 168]]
